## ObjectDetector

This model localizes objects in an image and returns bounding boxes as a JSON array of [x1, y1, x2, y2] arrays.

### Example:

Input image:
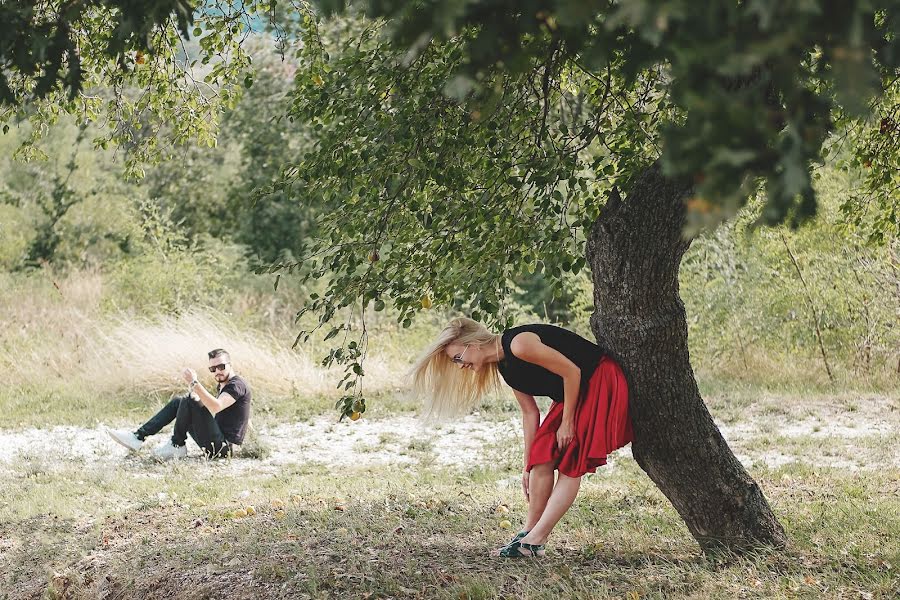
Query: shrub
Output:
[[103, 201, 247, 313]]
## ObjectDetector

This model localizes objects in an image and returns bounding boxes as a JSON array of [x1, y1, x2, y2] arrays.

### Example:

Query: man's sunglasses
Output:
[[209, 363, 229, 373]]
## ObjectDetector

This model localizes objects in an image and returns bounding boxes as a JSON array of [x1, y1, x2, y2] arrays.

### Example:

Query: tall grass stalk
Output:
[[84, 309, 399, 398], [1, 270, 408, 426]]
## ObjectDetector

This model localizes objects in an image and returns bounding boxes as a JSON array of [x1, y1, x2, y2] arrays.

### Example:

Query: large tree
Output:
[[278, 1, 898, 553], [2, 0, 898, 553]]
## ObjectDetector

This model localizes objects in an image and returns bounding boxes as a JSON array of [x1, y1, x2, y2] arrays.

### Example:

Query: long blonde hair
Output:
[[409, 317, 502, 419]]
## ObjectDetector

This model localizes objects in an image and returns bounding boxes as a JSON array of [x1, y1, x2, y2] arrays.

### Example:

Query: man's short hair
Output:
[[208, 348, 230, 362]]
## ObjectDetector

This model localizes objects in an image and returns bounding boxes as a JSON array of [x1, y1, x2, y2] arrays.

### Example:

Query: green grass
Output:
[[2, 266, 898, 598], [0, 382, 425, 431], [1, 460, 897, 599], [4, 378, 896, 598]]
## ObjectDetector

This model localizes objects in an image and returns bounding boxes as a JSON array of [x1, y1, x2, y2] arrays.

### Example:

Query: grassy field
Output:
[[1, 388, 898, 599], [1, 270, 898, 599]]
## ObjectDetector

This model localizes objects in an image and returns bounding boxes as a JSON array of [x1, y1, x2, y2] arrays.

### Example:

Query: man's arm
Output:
[[182, 368, 237, 415]]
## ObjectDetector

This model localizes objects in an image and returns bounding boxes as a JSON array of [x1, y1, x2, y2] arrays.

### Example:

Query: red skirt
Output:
[[526, 357, 633, 478]]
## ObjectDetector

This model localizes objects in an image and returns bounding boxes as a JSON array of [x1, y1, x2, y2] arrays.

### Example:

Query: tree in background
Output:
[[223, 44, 319, 262], [1, 0, 898, 554], [1, 15, 316, 267], [0, 119, 142, 268]]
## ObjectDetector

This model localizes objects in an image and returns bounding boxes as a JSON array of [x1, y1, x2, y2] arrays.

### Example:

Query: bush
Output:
[[0, 204, 32, 269], [679, 170, 898, 388], [103, 201, 247, 313]]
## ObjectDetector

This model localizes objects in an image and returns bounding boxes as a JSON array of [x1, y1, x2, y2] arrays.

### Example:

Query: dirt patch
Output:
[[0, 395, 898, 477], [0, 414, 522, 478]]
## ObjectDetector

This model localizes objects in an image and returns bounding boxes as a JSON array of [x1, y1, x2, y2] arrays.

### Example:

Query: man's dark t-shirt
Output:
[[215, 375, 251, 445]]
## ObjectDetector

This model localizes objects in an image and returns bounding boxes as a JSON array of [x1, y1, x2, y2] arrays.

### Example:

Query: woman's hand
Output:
[[556, 419, 575, 449], [521, 469, 530, 501]]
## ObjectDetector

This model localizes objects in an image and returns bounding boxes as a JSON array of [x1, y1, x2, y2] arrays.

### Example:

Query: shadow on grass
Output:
[[3, 465, 898, 599], [13, 503, 886, 600]]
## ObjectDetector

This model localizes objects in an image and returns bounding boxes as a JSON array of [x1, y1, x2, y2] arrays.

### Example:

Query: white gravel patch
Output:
[[0, 406, 896, 477], [0, 414, 522, 476], [259, 413, 521, 469], [776, 418, 894, 438], [717, 418, 895, 441]]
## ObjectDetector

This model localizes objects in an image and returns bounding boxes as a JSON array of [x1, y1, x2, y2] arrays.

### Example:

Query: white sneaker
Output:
[[153, 440, 188, 460], [107, 428, 144, 451]]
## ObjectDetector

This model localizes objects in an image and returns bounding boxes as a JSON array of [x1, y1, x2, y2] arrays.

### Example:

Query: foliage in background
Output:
[[103, 201, 247, 313], [540, 170, 899, 389], [0, 0, 275, 175], [0, 39, 321, 271], [0, 119, 135, 269], [680, 171, 899, 389], [223, 42, 320, 262], [838, 82, 900, 244]]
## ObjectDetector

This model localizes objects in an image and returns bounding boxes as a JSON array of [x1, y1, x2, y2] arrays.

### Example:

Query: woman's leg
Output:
[[522, 462, 556, 531], [519, 473, 582, 545]]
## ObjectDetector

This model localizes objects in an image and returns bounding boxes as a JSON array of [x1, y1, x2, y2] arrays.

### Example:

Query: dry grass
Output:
[[1, 270, 104, 385], [84, 309, 400, 399], [1, 461, 897, 600], [0, 270, 413, 427], [694, 350, 900, 393]]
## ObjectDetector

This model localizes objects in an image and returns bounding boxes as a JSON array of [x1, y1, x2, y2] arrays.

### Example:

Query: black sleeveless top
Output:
[[497, 324, 604, 402]]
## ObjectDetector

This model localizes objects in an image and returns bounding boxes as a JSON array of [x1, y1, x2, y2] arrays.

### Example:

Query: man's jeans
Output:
[[136, 394, 231, 458]]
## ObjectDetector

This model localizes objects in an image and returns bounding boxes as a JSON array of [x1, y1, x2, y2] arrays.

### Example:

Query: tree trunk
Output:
[[585, 161, 787, 553]]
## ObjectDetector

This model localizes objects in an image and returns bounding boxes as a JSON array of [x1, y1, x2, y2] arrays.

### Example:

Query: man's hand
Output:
[[521, 469, 530, 502], [182, 368, 197, 385], [556, 419, 575, 449]]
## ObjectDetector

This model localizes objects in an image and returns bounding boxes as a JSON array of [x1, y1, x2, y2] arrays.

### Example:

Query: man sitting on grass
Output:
[[107, 348, 252, 460]]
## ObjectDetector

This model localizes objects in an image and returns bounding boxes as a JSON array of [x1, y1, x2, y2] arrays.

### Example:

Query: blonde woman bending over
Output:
[[411, 317, 633, 558]]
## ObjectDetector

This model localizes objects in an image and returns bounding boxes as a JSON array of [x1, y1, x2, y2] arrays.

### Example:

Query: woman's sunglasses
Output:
[[209, 363, 229, 373], [451, 345, 470, 365]]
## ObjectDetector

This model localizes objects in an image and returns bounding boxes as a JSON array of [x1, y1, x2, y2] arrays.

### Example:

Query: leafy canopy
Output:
[[271, 2, 898, 415], [318, 0, 899, 225], [0, 0, 288, 173]]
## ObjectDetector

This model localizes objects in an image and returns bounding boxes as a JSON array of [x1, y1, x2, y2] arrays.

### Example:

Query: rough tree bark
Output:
[[585, 161, 787, 553]]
